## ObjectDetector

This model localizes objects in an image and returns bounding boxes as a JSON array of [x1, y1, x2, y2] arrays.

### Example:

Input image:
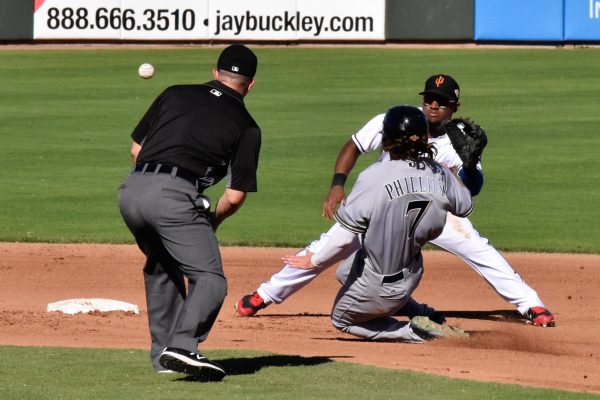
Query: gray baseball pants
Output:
[[118, 171, 226, 371], [331, 250, 424, 341]]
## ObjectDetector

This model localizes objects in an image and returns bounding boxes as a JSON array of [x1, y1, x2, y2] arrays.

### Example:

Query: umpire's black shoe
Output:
[[159, 347, 225, 382]]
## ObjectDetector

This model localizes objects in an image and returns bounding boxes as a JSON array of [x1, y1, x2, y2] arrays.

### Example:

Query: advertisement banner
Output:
[[208, 0, 297, 40], [296, 0, 384, 40], [474, 0, 564, 41], [34, 0, 210, 40], [120, 0, 209, 40], [33, 0, 385, 41], [565, 0, 600, 40], [34, 0, 121, 39]]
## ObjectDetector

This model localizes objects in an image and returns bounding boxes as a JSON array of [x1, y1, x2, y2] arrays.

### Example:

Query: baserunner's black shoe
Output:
[[159, 347, 225, 382]]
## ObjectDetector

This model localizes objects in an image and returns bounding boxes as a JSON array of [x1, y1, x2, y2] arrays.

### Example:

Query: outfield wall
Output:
[[385, 0, 473, 41], [0, 0, 33, 40], [1, 0, 599, 43]]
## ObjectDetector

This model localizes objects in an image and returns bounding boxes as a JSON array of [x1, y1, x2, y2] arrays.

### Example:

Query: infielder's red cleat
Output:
[[235, 292, 267, 317], [526, 306, 555, 327]]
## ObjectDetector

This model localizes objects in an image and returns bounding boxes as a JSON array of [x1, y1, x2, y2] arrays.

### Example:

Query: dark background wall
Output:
[[0, 0, 33, 40], [385, 0, 473, 40]]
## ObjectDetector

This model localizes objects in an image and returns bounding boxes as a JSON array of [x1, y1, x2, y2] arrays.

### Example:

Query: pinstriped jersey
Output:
[[334, 158, 472, 276]]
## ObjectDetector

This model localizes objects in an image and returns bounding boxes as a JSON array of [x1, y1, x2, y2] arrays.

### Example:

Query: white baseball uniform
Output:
[[257, 113, 545, 315]]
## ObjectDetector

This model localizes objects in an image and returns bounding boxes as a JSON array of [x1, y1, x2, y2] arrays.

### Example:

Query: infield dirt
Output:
[[0, 243, 598, 393]]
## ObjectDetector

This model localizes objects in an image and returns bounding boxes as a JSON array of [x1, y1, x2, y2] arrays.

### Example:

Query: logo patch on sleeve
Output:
[[210, 89, 222, 97]]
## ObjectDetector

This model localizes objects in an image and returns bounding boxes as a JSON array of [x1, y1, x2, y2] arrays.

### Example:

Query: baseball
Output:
[[138, 63, 154, 79], [200, 197, 210, 210]]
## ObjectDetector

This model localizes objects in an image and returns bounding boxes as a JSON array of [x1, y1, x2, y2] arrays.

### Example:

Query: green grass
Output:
[[1, 346, 596, 400], [1, 47, 597, 398], [0, 47, 599, 252]]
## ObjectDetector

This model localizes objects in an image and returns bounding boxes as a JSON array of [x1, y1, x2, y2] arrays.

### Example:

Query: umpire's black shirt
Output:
[[132, 80, 261, 192]]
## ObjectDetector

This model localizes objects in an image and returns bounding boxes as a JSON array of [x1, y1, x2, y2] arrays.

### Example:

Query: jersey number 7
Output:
[[406, 200, 431, 237]]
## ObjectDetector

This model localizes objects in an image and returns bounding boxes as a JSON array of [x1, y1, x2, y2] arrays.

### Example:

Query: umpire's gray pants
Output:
[[331, 251, 424, 342], [118, 171, 226, 371]]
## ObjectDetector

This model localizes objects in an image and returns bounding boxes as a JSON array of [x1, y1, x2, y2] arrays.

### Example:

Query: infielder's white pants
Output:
[[257, 214, 545, 315]]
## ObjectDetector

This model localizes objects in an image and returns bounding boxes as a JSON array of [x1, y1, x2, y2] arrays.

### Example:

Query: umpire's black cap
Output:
[[217, 44, 258, 79], [419, 74, 460, 103]]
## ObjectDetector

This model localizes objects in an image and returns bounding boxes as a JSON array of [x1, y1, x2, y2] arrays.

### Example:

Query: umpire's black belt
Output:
[[382, 270, 404, 283], [134, 163, 198, 187]]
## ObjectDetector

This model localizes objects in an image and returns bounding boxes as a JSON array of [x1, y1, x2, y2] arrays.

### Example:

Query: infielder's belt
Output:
[[382, 270, 404, 283], [134, 163, 198, 187]]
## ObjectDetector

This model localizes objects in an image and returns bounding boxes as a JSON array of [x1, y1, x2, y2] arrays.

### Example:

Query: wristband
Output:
[[331, 173, 347, 188], [458, 166, 484, 196]]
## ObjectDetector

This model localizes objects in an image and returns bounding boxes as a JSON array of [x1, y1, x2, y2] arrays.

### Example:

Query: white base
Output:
[[47, 298, 139, 315]]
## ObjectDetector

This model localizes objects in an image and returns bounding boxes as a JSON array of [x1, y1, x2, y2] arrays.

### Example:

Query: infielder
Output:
[[282, 105, 473, 341], [236, 74, 555, 328]]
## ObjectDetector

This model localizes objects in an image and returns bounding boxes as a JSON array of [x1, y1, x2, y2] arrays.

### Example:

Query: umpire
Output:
[[118, 44, 261, 381]]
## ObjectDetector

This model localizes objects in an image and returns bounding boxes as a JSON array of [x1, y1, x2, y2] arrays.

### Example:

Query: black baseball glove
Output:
[[444, 118, 488, 170]]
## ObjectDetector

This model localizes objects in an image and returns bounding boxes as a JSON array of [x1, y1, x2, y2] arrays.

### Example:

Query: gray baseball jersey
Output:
[[335, 157, 472, 277], [327, 156, 472, 341]]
